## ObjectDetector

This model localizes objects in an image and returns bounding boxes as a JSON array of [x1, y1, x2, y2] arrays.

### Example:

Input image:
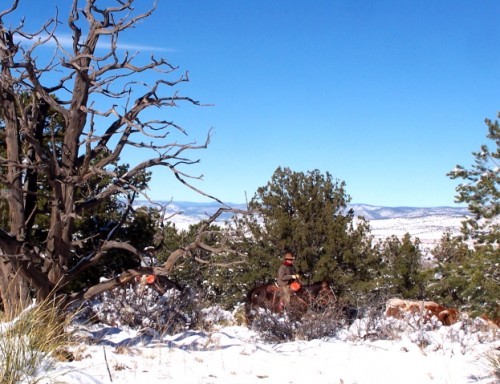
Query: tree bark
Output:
[[0, 0, 249, 316]]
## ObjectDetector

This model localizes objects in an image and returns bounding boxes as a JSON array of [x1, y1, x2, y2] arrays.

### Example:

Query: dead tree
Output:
[[0, 0, 246, 318]]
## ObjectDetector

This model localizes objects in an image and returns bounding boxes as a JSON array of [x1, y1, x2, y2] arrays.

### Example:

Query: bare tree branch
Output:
[[0, 0, 250, 317]]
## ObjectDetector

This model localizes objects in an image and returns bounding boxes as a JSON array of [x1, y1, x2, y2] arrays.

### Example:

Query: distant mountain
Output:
[[134, 201, 469, 250], [348, 204, 469, 221], [134, 200, 469, 222], [134, 201, 248, 229]]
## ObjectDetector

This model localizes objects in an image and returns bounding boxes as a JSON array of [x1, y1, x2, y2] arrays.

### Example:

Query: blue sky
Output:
[[10, 0, 500, 207]]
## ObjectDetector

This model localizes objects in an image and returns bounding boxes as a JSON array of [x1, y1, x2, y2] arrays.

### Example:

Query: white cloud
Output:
[[17, 33, 175, 53]]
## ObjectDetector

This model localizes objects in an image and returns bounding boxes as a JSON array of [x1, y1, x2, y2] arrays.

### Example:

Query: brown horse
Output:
[[245, 281, 337, 325]]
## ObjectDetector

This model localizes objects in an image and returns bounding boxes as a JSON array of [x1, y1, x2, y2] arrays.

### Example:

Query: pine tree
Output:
[[448, 116, 500, 244], [427, 231, 499, 316], [429, 113, 500, 317]]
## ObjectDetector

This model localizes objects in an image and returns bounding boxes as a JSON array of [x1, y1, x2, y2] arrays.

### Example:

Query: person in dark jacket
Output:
[[277, 251, 299, 310]]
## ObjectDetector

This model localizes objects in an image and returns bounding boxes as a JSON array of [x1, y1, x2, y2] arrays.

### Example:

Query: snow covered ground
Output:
[[368, 214, 464, 249], [5, 204, 496, 384], [30, 308, 500, 384]]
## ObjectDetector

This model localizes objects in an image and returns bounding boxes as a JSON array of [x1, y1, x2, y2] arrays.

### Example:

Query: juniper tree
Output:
[[377, 233, 425, 299], [241, 167, 379, 301], [165, 222, 247, 309]]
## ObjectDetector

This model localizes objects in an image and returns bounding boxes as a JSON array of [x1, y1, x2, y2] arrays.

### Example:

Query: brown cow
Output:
[[385, 298, 459, 326]]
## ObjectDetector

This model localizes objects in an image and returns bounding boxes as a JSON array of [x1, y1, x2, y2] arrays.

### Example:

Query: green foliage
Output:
[[65, 204, 161, 292], [240, 167, 380, 303], [164, 223, 247, 309], [448, 115, 500, 244], [0, 92, 157, 292], [441, 113, 500, 317], [431, 231, 471, 264], [427, 234, 499, 317], [376, 233, 426, 299], [116, 206, 159, 250], [155, 222, 185, 262]]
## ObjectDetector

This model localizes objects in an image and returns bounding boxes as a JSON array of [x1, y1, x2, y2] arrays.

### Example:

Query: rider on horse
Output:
[[277, 250, 300, 311]]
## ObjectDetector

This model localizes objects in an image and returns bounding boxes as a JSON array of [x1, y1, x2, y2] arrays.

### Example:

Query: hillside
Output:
[[135, 201, 469, 252], [349, 204, 469, 251]]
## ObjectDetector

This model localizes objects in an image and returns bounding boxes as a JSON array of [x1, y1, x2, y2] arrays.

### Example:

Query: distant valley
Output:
[[135, 201, 469, 252], [348, 204, 469, 252]]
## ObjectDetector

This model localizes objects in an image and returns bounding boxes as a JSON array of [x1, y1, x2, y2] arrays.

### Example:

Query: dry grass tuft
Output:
[[484, 349, 500, 380], [0, 297, 75, 383]]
